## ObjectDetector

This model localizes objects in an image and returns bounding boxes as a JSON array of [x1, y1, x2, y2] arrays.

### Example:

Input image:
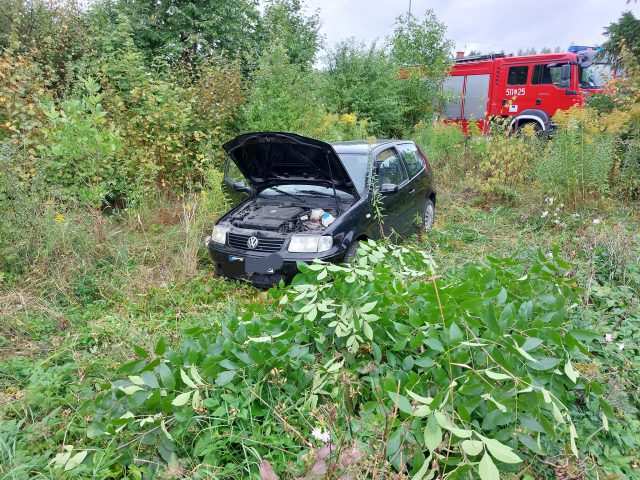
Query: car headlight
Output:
[[210, 225, 229, 244], [288, 235, 333, 253]]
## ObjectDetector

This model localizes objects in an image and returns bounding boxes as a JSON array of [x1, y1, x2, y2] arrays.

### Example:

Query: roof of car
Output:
[[331, 139, 409, 154]]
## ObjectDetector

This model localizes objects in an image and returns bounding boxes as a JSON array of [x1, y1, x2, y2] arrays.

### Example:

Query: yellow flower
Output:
[[54, 212, 65, 223]]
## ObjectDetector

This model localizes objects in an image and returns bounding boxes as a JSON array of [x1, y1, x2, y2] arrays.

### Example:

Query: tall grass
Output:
[[536, 108, 615, 206]]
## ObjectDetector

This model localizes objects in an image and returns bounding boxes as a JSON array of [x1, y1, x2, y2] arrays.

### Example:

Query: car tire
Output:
[[424, 198, 435, 230], [344, 240, 361, 264]]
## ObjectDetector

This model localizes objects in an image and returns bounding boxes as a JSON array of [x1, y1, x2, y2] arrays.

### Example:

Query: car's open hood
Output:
[[223, 132, 360, 198]]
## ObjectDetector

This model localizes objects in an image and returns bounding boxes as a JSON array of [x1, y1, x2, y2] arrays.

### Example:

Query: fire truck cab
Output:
[[442, 48, 609, 133]]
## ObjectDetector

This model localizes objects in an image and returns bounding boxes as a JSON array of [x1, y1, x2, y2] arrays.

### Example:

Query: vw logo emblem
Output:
[[247, 236, 259, 250]]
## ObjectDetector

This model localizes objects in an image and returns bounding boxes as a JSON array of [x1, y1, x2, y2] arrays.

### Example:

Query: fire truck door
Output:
[[529, 62, 579, 113], [500, 65, 532, 115]]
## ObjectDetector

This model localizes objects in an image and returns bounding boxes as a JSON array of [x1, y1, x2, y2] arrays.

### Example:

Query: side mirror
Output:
[[379, 183, 399, 195], [561, 64, 571, 87], [225, 178, 253, 195]]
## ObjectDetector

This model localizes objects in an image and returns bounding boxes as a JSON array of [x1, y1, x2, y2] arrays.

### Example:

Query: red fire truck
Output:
[[442, 48, 610, 133]]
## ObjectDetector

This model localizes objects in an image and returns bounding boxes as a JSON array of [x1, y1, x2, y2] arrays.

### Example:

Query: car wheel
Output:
[[423, 198, 436, 230], [344, 240, 361, 264], [424, 199, 435, 230]]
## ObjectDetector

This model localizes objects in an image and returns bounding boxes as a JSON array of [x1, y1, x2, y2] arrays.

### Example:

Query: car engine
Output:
[[230, 204, 337, 233]]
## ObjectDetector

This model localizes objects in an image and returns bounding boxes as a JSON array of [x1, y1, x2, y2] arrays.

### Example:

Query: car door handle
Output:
[[408, 189, 415, 194]]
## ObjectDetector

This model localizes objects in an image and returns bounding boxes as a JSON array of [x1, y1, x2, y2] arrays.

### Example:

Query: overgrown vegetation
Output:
[[1, 1, 639, 479]]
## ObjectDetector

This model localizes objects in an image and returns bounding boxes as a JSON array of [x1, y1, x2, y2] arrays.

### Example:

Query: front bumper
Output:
[[205, 236, 347, 287]]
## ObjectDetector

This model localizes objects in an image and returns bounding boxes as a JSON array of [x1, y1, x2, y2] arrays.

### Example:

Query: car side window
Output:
[[396, 143, 424, 178], [225, 158, 245, 184], [376, 149, 408, 187]]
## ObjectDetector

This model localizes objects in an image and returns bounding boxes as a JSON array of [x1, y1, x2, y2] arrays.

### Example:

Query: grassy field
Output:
[[1, 178, 639, 478]]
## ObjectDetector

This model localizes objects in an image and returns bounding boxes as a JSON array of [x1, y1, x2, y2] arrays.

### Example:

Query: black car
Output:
[[206, 132, 436, 287]]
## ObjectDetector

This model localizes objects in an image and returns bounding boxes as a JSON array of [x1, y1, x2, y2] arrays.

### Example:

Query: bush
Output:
[[412, 120, 466, 168], [40, 78, 122, 207], [70, 242, 608, 479], [243, 41, 369, 141]]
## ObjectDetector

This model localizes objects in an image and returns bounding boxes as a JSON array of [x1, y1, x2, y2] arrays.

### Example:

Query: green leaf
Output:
[[180, 369, 197, 389], [120, 385, 144, 395], [190, 364, 205, 385], [128, 375, 144, 385], [478, 452, 500, 480], [157, 363, 175, 390], [412, 452, 433, 480], [406, 390, 433, 405], [155, 336, 167, 356], [171, 391, 192, 406], [140, 371, 160, 389], [423, 415, 442, 452], [161, 419, 173, 441], [363, 322, 373, 341], [64, 450, 87, 471], [434, 411, 472, 438], [461, 440, 483, 456], [483, 437, 522, 463], [552, 402, 565, 424], [484, 370, 512, 381], [216, 370, 236, 386], [388, 391, 414, 415], [191, 389, 201, 410], [602, 411, 609, 432], [569, 423, 579, 457], [359, 300, 377, 313], [564, 360, 579, 383], [449, 322, 463, 342]]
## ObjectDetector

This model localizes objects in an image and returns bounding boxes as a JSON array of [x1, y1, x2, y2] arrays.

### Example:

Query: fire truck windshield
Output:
[[578, 64, 611, 89]]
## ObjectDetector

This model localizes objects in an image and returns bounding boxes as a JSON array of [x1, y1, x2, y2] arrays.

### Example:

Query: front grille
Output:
[[227, 232, 285, 253]]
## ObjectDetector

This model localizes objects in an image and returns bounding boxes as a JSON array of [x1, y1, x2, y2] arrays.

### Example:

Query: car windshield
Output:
[[336, 153, 370, 194], [259, 184, 354, 199], [579, 64, 611, 89]]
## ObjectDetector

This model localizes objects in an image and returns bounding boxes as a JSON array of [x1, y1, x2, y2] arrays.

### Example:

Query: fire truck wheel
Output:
[[515, 121, 544, 136]]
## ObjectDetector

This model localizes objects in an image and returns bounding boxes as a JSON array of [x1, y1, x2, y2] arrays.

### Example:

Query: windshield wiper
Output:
[[297, 189, 341, 198], [269, 187, 305, 202]]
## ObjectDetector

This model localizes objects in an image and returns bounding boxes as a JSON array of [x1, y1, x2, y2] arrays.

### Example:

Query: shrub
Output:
[[412, 120, 466, 169], [40, 78, 122, 207], [70, 242, 608, 479], [243, 41, 369, 141], [475, 122, 542, 201]]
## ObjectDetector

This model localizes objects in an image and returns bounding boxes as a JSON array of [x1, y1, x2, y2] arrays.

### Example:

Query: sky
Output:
[[303, 0, 640, 56]]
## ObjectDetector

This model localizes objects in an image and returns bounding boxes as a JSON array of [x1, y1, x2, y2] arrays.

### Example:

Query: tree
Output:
[[256, 0, 321, 67], [391, 10, 453, 77], [0, 0, 88, 93], [322, 40, 407, 136], [320, 10, 452, 136], [602, 11, 640, 67], [96, 0, 261, 64]]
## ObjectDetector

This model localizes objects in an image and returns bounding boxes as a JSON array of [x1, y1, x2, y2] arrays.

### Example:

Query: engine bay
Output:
[[230, 203, 338, 233]]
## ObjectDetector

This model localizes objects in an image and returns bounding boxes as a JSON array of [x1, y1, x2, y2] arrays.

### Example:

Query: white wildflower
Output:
[[541, 211, 549, 218], [605, 333, 613, 343], [311, 428, 330, 443], [618, 343, 625, 351], [593, 218, 601, 225]]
